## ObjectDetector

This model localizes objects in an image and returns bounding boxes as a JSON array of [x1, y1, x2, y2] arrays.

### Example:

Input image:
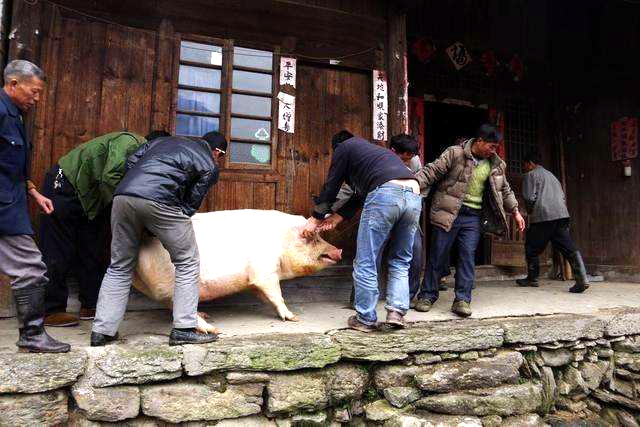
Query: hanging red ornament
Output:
[[480, 50, 497, 77], [509, 54, 524, 82], [411, 38, 436, 63]]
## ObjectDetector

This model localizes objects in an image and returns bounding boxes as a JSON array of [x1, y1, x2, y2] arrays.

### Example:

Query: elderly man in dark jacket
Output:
[[414, 125, 525, 317], [0, 60, 70, 352], [516, 150, 589, 293], [91, 132, 227, 346]]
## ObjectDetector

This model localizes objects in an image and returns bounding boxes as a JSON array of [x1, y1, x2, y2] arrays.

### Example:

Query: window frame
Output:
[[172, 35, 280, 171]]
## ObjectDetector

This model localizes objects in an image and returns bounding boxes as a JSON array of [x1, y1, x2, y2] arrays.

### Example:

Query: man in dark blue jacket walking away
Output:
[[91, 132, 227, 346]]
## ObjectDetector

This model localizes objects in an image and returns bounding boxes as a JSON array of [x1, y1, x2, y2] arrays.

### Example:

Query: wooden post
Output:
[[0, 276, 15, 318], [386, 3, 408, 139], [150, 19, 175, 133]]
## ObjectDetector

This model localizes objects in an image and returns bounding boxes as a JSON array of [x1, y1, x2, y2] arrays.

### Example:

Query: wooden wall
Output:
[[7, 0, 397, 257]]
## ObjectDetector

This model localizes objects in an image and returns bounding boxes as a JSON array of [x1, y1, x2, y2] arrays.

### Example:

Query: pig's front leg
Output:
[[252, 275, 299, 322]]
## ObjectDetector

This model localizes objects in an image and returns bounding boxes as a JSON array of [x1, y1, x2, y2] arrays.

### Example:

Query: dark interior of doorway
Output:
[[423, 101, 489, 266]]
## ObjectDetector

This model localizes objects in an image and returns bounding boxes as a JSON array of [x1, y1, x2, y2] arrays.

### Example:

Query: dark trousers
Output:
[[418, 207, 482, 304], [525, 218, 577, 259], [40, 165, 110, 314]]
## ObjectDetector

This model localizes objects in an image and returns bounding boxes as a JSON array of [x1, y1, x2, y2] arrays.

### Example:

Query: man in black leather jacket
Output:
[[90, 131, 227, 346]]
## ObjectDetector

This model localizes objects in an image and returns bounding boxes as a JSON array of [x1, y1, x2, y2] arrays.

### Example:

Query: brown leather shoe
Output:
[[385, 310, 405, 329], [44, 312, 79, 327], [79, 308, 96, 320], [451, 300, 472, 318], [347, 315, 377, 333]]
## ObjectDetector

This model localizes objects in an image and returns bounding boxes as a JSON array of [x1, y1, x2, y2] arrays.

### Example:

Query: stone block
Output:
[[266, 363, 368, 415], [266, 371, 327, 414], [580, 361, 610, 390], [364, 399, 402, 422], [291, 411, 327, 426], [616, 352, 640, 373], [0, 389, 68, 426], [592, 389, 640, 411], [331, 320, 503, 362], [613, 336, 640, 353], [71, 376, 140, 422], [413, 353, 442, 365], [84, 343, 182, 388], [415, 382, 543, 417], [539, 348, 573, 367], [414, 350, 523, 393], [598, 308, 640, 336], [140, 381, 262, 423], [215, 416, 278, 426], [501, 413, 548, 426], [384, 412, 482, 427], [383, 387, 422, 408], [501, 314, 604, 344], [227, 372, 271, 384], [183, 333, 340, 376], [481, 415, 503, 427], [0, 350, 86, 393]]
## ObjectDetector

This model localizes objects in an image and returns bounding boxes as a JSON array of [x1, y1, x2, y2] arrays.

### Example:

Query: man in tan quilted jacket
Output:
[[414, 124, 525, 317]]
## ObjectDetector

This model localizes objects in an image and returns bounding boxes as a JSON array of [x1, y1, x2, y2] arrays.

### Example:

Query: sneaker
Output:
[[347, 315, 377, 333], [451, 300, 472, 317], [385, 310, 405, 329], [169, 328, 218, 346], [44, 312, 79, 327], [516, 277, 539, 287], [414, 299, 434, 312], [79, 308, 96, 320], [90, 332, 119, 347]]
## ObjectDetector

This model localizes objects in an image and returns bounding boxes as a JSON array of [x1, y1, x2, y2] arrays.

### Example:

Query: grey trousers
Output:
[[92, 195, 200, 335], [0, 234, 49, 291]]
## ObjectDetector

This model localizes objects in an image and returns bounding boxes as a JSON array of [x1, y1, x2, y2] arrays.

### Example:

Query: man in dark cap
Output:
[[91, 131, 227, 346], [413, 124, 525, 317]]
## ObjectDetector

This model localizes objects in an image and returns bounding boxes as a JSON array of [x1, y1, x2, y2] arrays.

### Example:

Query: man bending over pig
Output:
[[302, 131, 422, 331], [91, 131, 227, 346]]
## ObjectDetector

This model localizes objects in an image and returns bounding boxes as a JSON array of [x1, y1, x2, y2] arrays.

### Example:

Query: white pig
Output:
[[133, 209, 342, 332]]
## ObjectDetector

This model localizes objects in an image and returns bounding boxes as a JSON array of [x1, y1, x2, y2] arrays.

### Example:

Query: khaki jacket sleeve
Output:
[[414, 147, 456, 193]]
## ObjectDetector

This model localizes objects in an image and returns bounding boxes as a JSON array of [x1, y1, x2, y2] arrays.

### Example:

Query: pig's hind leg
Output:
[[251, 275, 299, 322]]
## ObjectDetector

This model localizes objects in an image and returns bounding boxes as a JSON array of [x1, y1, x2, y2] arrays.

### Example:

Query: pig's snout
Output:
[[321, 248, 342, 264]]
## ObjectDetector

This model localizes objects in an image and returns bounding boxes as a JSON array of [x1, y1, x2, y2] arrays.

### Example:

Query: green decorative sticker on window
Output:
[[251, 144, 270, 163]]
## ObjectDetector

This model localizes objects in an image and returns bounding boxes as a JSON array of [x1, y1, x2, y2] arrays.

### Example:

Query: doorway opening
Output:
[[422, 101, 490, 266]]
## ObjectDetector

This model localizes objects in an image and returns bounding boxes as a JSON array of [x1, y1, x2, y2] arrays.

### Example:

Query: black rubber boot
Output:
[[516, 257, 540, 287], [567, 251, 590, 293], [13, 286, 71, 353]]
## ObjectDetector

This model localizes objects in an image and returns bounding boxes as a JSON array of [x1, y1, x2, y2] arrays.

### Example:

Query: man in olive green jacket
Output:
[[40, 130, 168, 326], [414, 125, 525, 317]]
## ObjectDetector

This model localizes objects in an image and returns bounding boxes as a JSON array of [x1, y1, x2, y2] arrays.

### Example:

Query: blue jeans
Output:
[[353, 183, 422, 325], [374, 224, 422, 301], [418, 207, 481, 304]]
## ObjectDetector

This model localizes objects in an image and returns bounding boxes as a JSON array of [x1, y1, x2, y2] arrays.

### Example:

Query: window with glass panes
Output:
[[176, 40, 275, 167]]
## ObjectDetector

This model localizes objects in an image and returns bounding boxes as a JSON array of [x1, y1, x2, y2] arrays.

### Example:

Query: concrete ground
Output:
[[0, 279, 638, 350]]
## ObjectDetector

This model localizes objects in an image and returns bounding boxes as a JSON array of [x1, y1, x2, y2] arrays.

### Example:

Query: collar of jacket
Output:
[[463, 138, 506, 170], [0, 88, 20, 117]]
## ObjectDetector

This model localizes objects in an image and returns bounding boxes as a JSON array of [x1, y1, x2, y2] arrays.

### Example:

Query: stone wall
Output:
[[1, 308, 639, 426]]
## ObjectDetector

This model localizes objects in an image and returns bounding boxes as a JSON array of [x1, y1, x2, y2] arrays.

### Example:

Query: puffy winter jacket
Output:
[[115, 136, 219, 216], [415, 139, 518, 235]]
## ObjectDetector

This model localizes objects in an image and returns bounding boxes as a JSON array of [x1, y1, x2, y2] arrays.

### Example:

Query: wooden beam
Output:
[[385, 2, 408, 138], [150, 19, 175, 132]]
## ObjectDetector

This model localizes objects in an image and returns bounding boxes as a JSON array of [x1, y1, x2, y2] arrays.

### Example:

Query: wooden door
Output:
[[291, 64, 372, 260]]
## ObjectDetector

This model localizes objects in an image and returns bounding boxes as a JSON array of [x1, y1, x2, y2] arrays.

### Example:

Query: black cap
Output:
[[477, 124, 501, 142], [202, 131, 227, 152]]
